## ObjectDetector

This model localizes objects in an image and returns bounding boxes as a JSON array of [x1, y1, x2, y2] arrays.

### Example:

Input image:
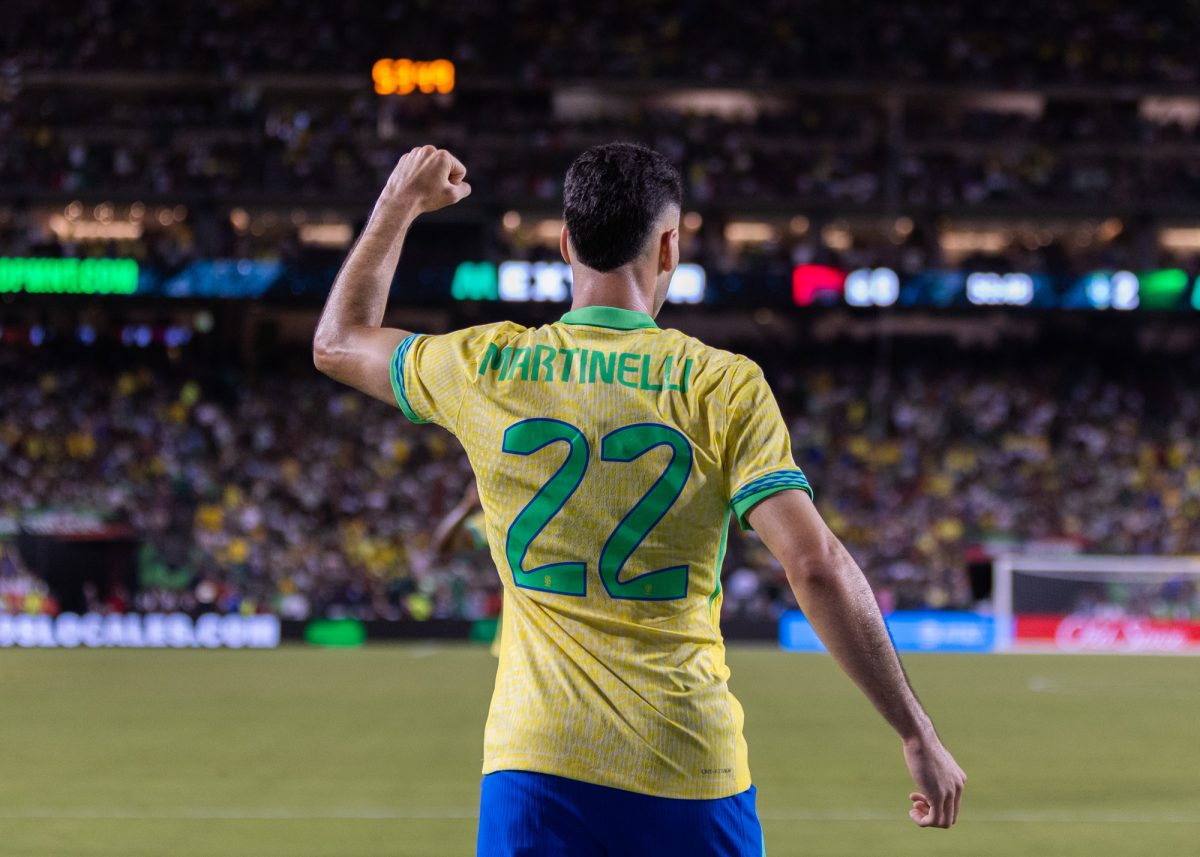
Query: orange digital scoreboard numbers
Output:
[[372, 58, 455, 95]]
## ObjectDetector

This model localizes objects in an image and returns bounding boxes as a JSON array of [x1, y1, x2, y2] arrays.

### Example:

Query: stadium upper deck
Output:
[[3, 1, 1199, 287], [6, 0, 1200, 85]]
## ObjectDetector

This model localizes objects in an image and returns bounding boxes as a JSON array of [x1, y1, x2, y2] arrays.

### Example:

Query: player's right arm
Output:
[[747, 491, 967, 829], [313, 146, 471, 405]]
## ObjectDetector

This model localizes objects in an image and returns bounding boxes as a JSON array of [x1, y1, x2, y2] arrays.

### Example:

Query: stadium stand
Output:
[[7, 1, 1200, 85], [3, 1, 1199, 625], [2, 342, 1196, 622]]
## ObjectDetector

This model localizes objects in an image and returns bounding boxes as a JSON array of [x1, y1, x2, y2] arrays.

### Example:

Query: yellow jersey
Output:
[[390, 305, 811, 799]]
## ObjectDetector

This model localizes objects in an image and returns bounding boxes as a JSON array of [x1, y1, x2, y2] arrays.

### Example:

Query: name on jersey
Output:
[[477, 344, 693, 392]]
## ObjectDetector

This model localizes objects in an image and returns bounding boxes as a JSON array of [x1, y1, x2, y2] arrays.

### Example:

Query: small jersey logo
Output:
[[700, 768, 732, 776]]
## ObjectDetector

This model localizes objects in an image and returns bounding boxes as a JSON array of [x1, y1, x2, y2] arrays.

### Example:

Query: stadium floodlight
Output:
[[993, 554, 1200, 654]]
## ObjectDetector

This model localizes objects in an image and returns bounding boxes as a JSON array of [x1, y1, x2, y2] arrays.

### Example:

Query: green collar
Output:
[[557, 305, 659, 331]]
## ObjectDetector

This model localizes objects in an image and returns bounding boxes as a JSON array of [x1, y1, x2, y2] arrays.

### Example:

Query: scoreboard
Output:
[[793, 265, 1200, 311], [5, 256, 1200, 312], [372, 58, 455, 95]]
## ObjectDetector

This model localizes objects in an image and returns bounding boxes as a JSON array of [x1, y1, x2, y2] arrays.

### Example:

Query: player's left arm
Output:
[[721, 359, 965, 829], [748, 492, 966, 828], [313, 146, 471, 405]]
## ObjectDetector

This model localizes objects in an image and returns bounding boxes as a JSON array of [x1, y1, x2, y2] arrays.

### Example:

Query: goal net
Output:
[[993, 555, 1200, 654]]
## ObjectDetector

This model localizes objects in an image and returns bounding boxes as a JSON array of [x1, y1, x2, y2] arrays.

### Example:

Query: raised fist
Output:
[[383, 145, 471, 213]]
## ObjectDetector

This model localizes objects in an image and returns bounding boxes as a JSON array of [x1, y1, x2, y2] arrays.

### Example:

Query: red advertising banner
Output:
[[1016, 614, 1200, 653]]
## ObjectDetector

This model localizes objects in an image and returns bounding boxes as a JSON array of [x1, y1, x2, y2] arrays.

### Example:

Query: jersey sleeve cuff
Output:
[[389, 334, 429, 424], [730, 468, 814, 530]]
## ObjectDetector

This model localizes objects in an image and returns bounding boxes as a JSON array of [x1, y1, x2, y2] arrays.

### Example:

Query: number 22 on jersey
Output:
[[501, 418, 692, 601]]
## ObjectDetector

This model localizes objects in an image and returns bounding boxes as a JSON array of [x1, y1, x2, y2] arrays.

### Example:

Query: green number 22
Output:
[[501, 419, 692, 600]]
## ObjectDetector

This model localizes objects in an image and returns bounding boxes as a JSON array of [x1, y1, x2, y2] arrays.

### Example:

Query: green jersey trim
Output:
[[390, 334, 430, 424], [557, 306, 659, 331], [730, 468, 814, 530]]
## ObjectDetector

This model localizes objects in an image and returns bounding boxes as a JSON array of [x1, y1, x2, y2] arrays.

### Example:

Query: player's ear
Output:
[[560, 225, 572, 265], [659, 227, 679, 275]]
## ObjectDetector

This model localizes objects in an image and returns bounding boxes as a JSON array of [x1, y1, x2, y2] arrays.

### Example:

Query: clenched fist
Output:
[[383, 145, 472, 214]]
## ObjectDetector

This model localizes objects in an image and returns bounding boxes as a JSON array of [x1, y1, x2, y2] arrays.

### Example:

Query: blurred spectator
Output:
[[0, 541, 57, 614]]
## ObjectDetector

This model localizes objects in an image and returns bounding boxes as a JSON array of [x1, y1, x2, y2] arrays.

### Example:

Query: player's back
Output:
[[392, 305, 809, 799]]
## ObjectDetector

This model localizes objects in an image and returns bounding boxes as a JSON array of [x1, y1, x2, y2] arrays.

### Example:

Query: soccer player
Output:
[[431, 480, 485, 566], [432, 480, 504, 657], [314, 143, 965, 855]]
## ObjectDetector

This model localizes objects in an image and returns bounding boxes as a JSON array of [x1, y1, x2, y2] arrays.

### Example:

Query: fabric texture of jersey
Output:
[[391, 305, 811, 799], [477, 770, 765, 857]]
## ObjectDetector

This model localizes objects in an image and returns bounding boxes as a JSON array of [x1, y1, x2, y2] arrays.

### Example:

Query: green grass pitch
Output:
[[1, 644, 1197, 856]]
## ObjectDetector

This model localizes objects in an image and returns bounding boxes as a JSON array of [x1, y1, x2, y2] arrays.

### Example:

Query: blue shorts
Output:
[[477, 770, 765, 857]]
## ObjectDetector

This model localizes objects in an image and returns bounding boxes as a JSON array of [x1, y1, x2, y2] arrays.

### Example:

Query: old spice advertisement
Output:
[[1016, 614, 1200, 653]]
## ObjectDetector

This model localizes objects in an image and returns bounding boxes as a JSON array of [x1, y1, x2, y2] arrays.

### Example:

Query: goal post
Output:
[[993, 554, 1200, 654]]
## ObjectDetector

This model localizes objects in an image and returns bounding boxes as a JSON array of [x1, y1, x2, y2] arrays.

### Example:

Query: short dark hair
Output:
[[563, 143, 682, 272]]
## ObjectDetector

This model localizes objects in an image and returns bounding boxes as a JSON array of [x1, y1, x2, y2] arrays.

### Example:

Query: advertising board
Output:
[[0, 612, 281, 649], [780, 610, 996, 653], [1014, 614, 1200, 653]]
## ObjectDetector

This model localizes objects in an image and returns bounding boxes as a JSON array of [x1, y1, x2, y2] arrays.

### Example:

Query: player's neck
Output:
[[569, 270, 656, 317]]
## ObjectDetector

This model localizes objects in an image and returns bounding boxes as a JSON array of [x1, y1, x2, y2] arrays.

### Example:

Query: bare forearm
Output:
[[311, 143, 472, 396], [796, 554, 968, 828], [311, 192, 422, 403], [315, 195, 417, 349], [749, 491, 964, 827], [786, 544, 932, 741], [313, 147, 470, 402]]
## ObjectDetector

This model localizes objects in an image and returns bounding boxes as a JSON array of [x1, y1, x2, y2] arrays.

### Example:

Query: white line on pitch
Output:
[[0, 808, 1197, 824], [0, 808, 477, 820], [407, 643, 445, 659], [762, 809, 1200, 824], [1026, 675, 1200, 697]]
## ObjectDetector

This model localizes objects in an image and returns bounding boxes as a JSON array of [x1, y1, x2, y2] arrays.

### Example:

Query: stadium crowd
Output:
[[2, 345, 1196, 622], [8, 0, 1200, 227], [0, 100, 889, 202], [7, 0, 1200, 85], [4, 0, 1200, 622], [5, 92, 1200, 210], [7, 0, 1200, 279]]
